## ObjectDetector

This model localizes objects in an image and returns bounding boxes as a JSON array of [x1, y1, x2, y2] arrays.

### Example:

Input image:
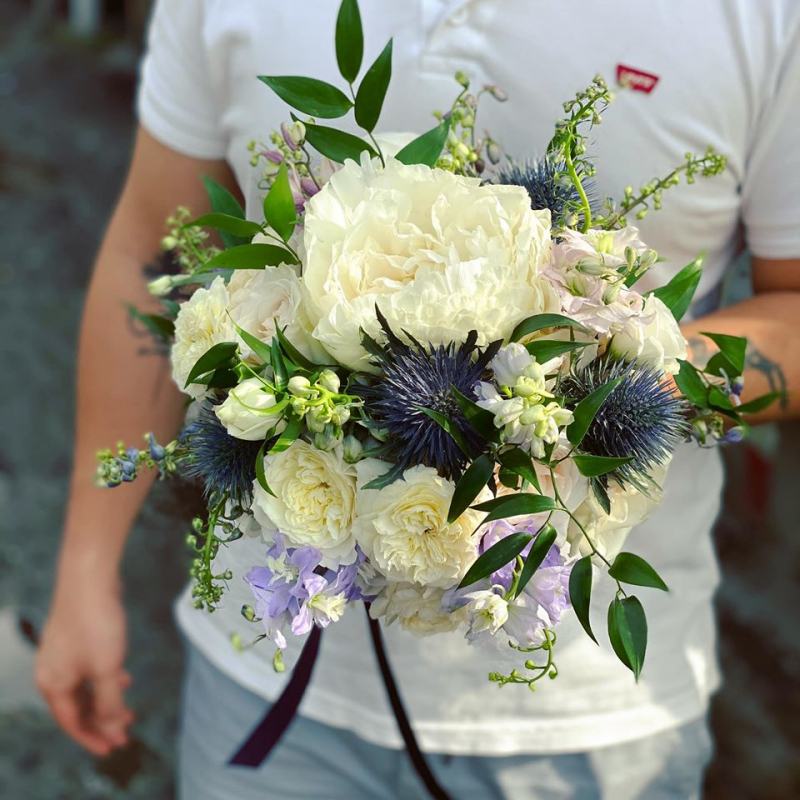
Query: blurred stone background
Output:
[[0, 2, 798, 798]]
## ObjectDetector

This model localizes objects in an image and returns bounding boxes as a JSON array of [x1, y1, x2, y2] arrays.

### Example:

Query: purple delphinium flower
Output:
[[445, 517, 573, 649], [245, 535, 358, 648]]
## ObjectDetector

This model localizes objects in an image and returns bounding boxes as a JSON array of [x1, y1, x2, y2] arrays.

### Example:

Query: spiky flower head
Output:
[[357, 309, 501, 480], [559, 358, 688, 490], [179, 404, 263, 503], [495, 156, 592, 228]]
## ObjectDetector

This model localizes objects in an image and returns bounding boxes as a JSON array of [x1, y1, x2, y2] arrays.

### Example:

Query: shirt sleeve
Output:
[[740, 14, 800, 260], [136, 0, 228, 159]]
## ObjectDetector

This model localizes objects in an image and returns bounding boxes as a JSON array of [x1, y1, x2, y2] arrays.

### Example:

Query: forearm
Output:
[[683, 291, 800, 422], [57, 214, 185, 593]]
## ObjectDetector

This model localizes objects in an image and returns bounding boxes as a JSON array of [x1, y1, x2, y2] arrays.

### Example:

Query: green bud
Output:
[[454, 70, 470, 88], [241, 604, 256, 622], [342, 434, 363, 464]]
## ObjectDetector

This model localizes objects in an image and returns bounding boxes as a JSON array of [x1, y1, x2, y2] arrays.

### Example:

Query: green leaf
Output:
[[448, 454, 494, 524], [269, 416, 302, 453], [525, 339, 588, 362], [451, 387, 500, 442], [568, 555, 596, 643], [567, 377, 623, 447], [254, 439, 275, 496], [270, 336, 288, 390], [736, 391, 782, 415], [510, 313, 587, 342], [354, 39, 393, 132], [231, 322, 272, 365], [202, 176, 247, 247], [708, 386, 735, 411], [361, 461, 405, 490], [419, 407, 470, 456], [127, 305, 174, 341], [184, 213, 263, 239], [700, 331, 747, 377], [184, 341, 238, 388], [651, 257, 703, 321], [302, 120, 377, 164], [573, 454, 632, 478], [263, 164, 297, 242], [608, 552, 668, 591], [515, 523, 557, 598], [497, 448, 541, 493], [459, 531, 532, 589], [201, 243, 297, 272], [395, 119, 450, 167], [257, 75, 353, 118], [607, 596, 647, 679], [471, 493, 557, 525], [275, 326, 321, 371], [591, 478, 611, 514], [335, 0, 363, 83], [199, 367, 239, 389], [674, 359, 708, 407]]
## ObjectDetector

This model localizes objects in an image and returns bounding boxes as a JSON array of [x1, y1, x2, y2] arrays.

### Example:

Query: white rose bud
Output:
[[147, 275, 174, 296], [215, 378, 286, 441]]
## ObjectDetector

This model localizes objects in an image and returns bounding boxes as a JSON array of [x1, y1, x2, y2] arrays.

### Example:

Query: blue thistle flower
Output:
[[560, 359, 689, 490], [179, 405, 262, 502], [495, 156, 593, 228], [357, 309, 501, 481]]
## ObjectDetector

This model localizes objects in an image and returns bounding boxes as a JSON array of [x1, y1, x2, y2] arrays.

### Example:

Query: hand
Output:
[[35, 576, 133, 756]]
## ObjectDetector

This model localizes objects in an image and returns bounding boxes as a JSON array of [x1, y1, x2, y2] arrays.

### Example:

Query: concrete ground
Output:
[[0, 3, 798, 798]]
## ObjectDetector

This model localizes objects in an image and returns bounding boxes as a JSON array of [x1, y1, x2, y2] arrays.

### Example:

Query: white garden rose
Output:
[[214, 378, 286, 441], [252, 440, 358, 568], [302, 156, 553, 370], [353, 459, 486, 588], [171, 276, 235, 399], [227, 260, 327, 363], [609, 294, 687, 374], [369, 582, 464, 636], [566, 462, 669, 562]]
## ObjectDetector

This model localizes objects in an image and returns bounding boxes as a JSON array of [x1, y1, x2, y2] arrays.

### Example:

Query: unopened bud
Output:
[[485, 84, 508, 102], [486, 141, 502, 165], [454, 70, 470, 88], [318, 369, 340, 394], [147, 275, 174, 296], [288, 375, 313, 396], [342, 434, 363, 464], [281, 120, 306, 150], [241, 604, 256, 622]]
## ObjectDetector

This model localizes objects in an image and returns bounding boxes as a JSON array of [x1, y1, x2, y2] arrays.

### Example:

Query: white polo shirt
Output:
[[138, 0, 800, 755]]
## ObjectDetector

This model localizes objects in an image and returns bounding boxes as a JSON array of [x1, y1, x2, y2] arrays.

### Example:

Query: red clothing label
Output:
[[616, 64, 660, 93]]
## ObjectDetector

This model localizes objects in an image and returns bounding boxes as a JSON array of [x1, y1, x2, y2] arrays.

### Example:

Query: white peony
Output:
[[369, 581, 464, 636], [226, 260, 328, 363], [609, 295, 687, 374], [302, 155, 554, 370], [171, 276, 235, 399], [214, 378, 286, 440], [353, 459, 486, 588], [251, 440, 358, 568]]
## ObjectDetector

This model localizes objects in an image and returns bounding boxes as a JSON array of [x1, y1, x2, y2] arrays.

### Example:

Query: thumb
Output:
[[91, 672, 133, 746]]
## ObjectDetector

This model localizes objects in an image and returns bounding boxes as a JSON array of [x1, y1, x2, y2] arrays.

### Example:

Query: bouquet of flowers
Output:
[[100, 0, 778, 689]]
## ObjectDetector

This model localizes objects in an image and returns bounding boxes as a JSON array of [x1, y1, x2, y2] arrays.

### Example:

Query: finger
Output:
[[46, 690, 112, 756], [92, 673, 133, 746]]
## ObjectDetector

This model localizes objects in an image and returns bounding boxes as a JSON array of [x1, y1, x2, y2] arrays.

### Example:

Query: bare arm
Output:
[[36, 127, 239, 755], [682, 257, 800, 422]]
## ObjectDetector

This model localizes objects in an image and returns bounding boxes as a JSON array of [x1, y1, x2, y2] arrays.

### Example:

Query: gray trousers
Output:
[[178, 644, 712, 799]]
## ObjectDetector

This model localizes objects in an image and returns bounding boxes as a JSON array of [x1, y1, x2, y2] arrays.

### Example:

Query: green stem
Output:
[[564, 137, 592, 232]]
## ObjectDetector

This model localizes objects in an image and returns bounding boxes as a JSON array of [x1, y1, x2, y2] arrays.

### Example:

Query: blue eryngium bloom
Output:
[[495, 157, 590, 228], [180, 405, 262, 502], [358, 310, 501, 481], [560, 359, 689, 490]]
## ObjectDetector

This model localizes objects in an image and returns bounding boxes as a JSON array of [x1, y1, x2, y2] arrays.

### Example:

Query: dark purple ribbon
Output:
[[228, 624, 322, 767]]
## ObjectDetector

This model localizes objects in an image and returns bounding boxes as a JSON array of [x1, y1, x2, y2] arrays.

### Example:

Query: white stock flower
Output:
[[214, 378, 286, 441], [353, 460, 485, 588], [609, 295, 687, 374], [302, 156, 553, 369], [226, 260, 327, 363], [171, 276, 235, 399], [553, 226, 648, 274], [252, 440, 358, 568], [369, 582, 463, 636]]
